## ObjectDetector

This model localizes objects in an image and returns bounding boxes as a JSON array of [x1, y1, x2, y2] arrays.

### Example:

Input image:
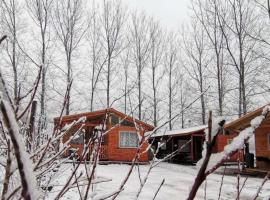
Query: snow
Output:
[[0, 96, 40, 199], [47, 162, 270, 200], [150, 125, 207, 137], [211, 117, 225, 141]]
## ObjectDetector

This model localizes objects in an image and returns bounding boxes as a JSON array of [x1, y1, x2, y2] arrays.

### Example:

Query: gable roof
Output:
[[225, 104, 269, 131], [151, 125, 207, 137], [54, 108, 155, 131]]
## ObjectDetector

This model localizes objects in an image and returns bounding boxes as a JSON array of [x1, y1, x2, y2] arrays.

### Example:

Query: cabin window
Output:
[[111, 115, 119, 125], [71, 131, 85, 144], [121, 120, 135, 127], [119, 131, 139, 148]]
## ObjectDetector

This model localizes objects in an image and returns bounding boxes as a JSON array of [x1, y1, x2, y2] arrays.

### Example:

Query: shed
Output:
[[214, 105, 270, 169], [149, 125, 206, 163], [54, 108, 155, 163]]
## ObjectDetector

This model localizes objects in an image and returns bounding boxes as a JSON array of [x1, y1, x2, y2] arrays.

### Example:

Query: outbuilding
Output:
[[150, 125, 206, 163], [214, 105, 270, 170], [54, 108, 155, 163]]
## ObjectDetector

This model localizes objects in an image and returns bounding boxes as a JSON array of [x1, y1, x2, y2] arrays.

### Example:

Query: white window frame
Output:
[[119, 131, 139, 148]]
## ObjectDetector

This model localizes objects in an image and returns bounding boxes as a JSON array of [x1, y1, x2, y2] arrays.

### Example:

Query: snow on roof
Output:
[[151, 125, 207, 137]]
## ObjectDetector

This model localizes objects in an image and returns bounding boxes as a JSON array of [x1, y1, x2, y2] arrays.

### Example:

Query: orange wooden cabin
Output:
[[54, 108, 154, 163], [214, 105, 270, 169]]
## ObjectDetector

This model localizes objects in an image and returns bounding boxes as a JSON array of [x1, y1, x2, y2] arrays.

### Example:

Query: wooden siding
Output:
[[106, 125, 149, 162], [255, 127, 270, 158], [214, 134, 244, 162]]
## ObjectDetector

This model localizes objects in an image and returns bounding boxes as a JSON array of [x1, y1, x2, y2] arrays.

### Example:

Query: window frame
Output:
[[119, 131, 139, 148]]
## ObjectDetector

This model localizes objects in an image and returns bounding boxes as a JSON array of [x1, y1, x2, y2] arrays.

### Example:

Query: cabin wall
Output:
[[214, 134, 244, 162], [255, 126, 270, 169], [107, 125, 149, 162]]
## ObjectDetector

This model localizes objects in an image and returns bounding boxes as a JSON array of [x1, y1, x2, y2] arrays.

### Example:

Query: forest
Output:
[[0, 0, 270, 199]]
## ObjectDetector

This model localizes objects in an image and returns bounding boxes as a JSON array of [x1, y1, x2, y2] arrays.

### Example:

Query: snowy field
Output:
[[48, 162, 270, 200]]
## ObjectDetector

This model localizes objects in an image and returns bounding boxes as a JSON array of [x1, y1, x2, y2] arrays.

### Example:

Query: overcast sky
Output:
[[125, 0, 191, 31]]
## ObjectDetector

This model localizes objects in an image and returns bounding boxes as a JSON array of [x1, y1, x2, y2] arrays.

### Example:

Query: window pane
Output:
[[71, 132, 84, 144], [120, 132, 138, 147], [129, 133, 138, 147]]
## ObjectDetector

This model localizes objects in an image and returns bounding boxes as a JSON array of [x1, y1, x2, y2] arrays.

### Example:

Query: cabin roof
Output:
[[150, 125, 207, 137], [54, 108, 155, 131], [225, 104, 270, 131]]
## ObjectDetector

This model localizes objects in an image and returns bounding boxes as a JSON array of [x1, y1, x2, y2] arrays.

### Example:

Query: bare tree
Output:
[[130, 11, 151, 120], [26, 0, 53, 146], [178, 74, 190, 128], [192, 0, 227, 116], [52, 0, 85, 115], [100, 0, 126, 108], [217, 0, 261, 116], [86, 2, 106, 111], [149, 18, 164, 127], [164, 32, 179, 130], [182, 20, 210, 124], [120, 44, 131, 114], [0, 0, 23, 112]]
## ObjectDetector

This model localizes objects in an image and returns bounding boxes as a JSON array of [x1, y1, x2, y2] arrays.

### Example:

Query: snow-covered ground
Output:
[[48, 162, 270, 200]]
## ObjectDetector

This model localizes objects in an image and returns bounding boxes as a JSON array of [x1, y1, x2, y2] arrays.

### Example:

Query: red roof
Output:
[[54, 108, 155, 131]]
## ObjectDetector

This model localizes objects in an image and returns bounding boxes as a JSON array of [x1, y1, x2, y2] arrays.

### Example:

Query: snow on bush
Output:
[[0, 96, 40, 199]]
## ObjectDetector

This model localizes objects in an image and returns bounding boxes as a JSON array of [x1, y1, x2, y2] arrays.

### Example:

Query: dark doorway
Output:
[[193, 136, 204, 161]]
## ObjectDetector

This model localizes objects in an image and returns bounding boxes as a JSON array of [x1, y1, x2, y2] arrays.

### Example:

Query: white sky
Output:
[[125, 0, 191, 31]]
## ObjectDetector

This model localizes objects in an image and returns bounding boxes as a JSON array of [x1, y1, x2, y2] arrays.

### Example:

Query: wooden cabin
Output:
[[150, 125, 206, 163], [54, 108, 154, 163], [215, 105, 270, 170]]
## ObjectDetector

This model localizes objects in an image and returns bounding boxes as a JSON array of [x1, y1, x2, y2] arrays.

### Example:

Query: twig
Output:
[[6, 186, 21, 200], [252, 172, 269, 200], [152, 178, 165, 200], [0, 35, 7, 44], [17, 66, 42, 120], [1, 140, 11, 199], [239, 176, 248, 195], [217, 166, 226, 200]]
